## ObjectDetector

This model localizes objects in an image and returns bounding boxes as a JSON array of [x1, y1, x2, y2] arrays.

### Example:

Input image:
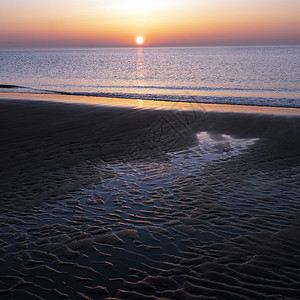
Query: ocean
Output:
[[0, 46, 299, 108]]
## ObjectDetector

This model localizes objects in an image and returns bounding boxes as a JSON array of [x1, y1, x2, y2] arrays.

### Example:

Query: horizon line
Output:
[[1, 43, 300, 50]]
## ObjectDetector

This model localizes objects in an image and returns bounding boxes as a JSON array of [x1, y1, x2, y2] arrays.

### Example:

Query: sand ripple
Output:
[[0, 100, 299, 299]]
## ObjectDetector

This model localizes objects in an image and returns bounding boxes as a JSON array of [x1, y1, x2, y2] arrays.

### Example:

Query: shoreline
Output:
[[1, 91, 300, 116]]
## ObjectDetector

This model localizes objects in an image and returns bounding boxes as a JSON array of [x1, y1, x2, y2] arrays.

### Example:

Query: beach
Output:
[[0, 94, 300, 299]]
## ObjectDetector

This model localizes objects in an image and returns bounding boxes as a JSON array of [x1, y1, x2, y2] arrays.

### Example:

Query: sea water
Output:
[[0, 46, 299, 108]]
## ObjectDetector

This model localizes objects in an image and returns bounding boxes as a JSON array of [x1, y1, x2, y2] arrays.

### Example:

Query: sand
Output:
[[0, 94, 299, 299]]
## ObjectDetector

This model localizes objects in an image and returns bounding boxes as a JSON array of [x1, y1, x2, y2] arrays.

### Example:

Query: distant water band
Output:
[[0, 47, 299, 108]]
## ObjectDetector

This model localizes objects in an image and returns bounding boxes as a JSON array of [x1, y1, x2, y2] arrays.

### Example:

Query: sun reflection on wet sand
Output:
[[1, 92, 300, 116]]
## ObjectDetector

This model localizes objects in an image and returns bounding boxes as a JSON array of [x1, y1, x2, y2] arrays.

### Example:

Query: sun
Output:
[[136, 36, 144, 45]]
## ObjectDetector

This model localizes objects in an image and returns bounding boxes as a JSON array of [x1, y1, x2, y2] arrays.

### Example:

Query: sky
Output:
[[0, 0, 299, 48]]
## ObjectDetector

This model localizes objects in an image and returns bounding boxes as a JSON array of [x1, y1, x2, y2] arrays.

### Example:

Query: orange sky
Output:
[[0, 0, 299, 47]]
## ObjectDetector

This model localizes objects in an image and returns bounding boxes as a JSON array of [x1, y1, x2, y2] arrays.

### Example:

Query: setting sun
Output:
[[136, 36, 144, 45], [0, 1, 299, 47]]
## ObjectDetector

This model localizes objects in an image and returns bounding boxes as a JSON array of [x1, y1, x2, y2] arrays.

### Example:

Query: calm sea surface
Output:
[[0, 46, 299, 107]]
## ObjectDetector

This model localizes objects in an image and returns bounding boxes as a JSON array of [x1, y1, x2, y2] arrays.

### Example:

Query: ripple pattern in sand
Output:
[[0, 133, 300, 299]]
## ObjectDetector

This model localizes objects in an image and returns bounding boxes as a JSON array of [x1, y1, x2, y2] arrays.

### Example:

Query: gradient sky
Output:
[[0, 0, 299, 47]]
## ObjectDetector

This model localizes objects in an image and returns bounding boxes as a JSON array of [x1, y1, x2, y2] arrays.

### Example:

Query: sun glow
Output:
[[0, 1, 299, 48], [108, 0, 174, 14], [136, 36, 144, 45]]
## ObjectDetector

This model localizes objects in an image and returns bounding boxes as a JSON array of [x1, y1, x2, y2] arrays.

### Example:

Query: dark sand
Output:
[[0, 95, 300, 299]]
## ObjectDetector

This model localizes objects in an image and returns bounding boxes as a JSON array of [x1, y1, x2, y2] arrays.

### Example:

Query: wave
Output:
[[49, 84, 300, 93], [0, 84, 299, 108]]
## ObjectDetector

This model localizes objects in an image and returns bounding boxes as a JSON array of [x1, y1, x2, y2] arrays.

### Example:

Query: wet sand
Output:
[[0, 95, 300, 299]]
